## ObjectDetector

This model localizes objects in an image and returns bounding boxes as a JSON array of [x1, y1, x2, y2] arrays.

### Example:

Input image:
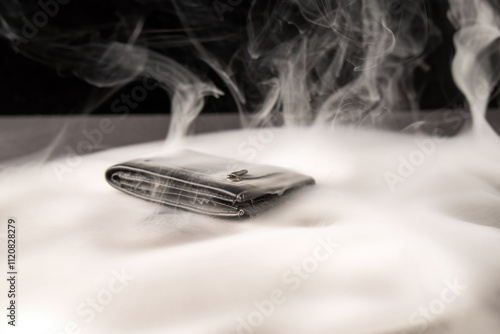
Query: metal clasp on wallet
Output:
[[227, 169, 248, 182]]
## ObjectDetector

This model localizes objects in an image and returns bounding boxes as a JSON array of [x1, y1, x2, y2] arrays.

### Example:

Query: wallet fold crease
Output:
[[105, 150, 315, 219]]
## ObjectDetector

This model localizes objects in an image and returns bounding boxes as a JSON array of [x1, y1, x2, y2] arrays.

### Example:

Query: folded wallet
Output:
[[105, 150, 315, 218]]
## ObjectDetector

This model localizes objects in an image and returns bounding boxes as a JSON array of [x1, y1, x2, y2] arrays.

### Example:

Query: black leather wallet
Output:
[[105, 150, 315, 218]]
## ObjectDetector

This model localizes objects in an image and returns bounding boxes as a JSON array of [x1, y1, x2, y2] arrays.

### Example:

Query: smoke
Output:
[[448, 0, 500, 137], [245, 0, 435, 126], [0, 0, 223, 142], [2, 1, 500, 334], [1, 0, 499, 137], [0, 0, 443, 134]]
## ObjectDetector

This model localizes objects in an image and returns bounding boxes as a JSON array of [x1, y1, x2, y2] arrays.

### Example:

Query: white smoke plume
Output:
[[1, 1, 500, 334], [0, 0, 443, 134]]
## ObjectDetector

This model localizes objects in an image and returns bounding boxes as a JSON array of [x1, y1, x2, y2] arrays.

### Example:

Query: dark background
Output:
[[0, 0, 496, 116]]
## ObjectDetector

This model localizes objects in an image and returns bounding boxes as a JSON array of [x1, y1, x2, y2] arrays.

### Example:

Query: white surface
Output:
[[2, 126, 500, 334]]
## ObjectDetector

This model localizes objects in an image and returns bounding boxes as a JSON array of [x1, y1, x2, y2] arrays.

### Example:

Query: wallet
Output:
[[105, 150, 315, 218]]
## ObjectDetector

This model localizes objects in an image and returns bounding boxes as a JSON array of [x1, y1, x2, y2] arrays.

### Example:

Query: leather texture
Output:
[[105, 150, 315, 218]]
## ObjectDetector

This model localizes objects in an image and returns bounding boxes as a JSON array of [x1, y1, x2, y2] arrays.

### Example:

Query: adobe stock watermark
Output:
[[353, 0, 427, 68], [384, 106, 470, 192], [225, 114, 300, 174], [225, 127, 277, 174], [212, 0, 246, 21], [472, 71, 497, 102], [51, 65, 160, 182], [12, 0, 71, 53], [384, 133, 447, 191], [110, 66, 159, 118], [406, 278, 467, 334], [51, 117, 116, 182], [47, 269, 134, 334], [228, 233, 340, 334]]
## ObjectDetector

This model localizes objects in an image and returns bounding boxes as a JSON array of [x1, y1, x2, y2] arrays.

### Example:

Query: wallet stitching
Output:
[[119, 180, 236, 208], [114, 186, 241, 216], [111, 166, 239, 200], [143, 162, 228, 181], [114, 172, 233, 203], [163, 165, 226, 180]]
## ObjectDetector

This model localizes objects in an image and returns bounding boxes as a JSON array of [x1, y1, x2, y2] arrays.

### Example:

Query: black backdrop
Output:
[[0, 0, 494, 116]]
